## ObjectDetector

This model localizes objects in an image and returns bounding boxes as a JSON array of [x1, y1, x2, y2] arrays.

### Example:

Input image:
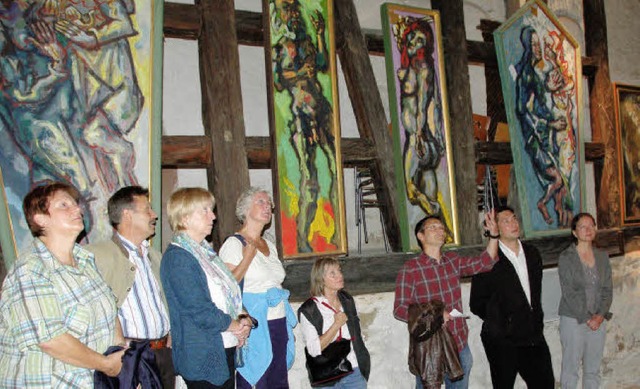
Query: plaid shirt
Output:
[[0, 239, 118, 388], [394, 250, 497, 352]]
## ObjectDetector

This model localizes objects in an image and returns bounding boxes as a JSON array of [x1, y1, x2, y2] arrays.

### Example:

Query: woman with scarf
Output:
[[219, 187, 297, 388], [161, 188, 252, 389]]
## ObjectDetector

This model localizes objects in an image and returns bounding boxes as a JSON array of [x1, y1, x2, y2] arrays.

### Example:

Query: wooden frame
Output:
[[494, 0, 585, 237], [613, 83, 640, 225], [0, 0, 164, 265], [381, 3, 459, 250], [264, 0, 347, 259]]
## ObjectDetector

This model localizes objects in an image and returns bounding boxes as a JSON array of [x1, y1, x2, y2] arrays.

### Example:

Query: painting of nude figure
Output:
[[614, 84, 640, 225], [494, 0, 585, 237], [381, 3, 459, 250], [0, 0, 163, 264], [265, 0, 347, 259]]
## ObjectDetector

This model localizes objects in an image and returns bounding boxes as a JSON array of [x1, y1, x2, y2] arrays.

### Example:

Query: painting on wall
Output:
[[613, 83, 640, 225], [381, 3, 459, 250], [494, 0, 585, 237], [264, 0, 347, 259], [0, 0, 164, 264]]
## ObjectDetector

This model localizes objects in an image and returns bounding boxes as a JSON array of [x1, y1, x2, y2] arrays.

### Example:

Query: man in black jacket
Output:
[[470, 206, 555, 388]]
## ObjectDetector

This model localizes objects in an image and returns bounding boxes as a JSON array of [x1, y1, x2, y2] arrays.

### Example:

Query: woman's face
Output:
[[184, 201, 216, 242], [245, 192, 273, 226], [322, 264, 344, 295], [37, 190, 84, 237], [573, 216, 596, 243]]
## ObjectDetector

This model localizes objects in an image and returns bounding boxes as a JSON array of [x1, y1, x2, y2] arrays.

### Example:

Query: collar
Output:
[[498, 239, 523, 257]]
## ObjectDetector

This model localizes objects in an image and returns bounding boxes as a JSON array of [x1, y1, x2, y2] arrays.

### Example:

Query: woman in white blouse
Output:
[[298, 257, 371, 388], [219, 187, 297, 389]]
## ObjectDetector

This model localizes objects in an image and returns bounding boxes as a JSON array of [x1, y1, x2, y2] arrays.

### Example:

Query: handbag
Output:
[[304, 338, 353, 387]]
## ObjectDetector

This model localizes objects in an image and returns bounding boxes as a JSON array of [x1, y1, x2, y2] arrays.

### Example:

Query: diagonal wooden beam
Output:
[[196, 0, 250, 245], [334, 0, 402, 251]]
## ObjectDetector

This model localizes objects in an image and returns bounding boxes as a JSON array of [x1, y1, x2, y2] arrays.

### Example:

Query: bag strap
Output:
[[223, 233, 247, 292], [313, 297, 345, 340]]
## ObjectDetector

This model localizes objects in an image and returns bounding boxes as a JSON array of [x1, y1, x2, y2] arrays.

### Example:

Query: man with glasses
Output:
[[470, 206, 555, 388], [394, 213, 499, 388]]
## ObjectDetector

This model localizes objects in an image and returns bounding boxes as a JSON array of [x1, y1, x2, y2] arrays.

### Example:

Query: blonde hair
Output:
[[310, 257, 341, 297], [167, 187, 215, 231]]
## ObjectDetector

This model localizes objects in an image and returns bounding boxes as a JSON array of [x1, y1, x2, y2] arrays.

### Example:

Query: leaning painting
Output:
[[265, 0, 347, 259], [495, 0, 585, 237], [614, 83, 640, 225], [381, 3, 458, 250], [0, 0, 163, 264]]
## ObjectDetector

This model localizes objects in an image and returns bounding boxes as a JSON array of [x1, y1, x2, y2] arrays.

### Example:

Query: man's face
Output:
[[417, 218, 447, 250], [128, 195, 157, 240], [497, 210, 520, 240]]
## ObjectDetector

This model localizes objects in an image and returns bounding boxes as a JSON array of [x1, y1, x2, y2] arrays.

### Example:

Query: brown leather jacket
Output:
[[408, 301, 463, 388]]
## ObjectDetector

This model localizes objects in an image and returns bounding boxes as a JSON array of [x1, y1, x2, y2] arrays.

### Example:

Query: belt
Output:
[[128, 335, 168, 350]]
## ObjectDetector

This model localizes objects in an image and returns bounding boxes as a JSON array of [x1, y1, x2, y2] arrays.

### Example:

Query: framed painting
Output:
[[264, 0, 347, 259], [613, 83, 640, 225], [0, 0, 164, 266], [494, 0, 585, 237], [381, 3, 459, 250]]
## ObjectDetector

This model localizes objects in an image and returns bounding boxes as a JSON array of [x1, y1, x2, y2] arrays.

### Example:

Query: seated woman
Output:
[[298, 257, 371, 388], [0, 182, 125, 387], [219, 187, 297, 388], [558, 212, 613, 389], [161, 187, 252, 389]]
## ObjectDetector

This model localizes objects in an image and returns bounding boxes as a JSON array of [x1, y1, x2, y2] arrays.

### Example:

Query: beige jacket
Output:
[[87, 235, 165, 309]]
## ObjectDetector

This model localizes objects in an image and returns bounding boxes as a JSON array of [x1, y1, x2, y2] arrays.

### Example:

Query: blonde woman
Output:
[[161, 188, 252, 389]]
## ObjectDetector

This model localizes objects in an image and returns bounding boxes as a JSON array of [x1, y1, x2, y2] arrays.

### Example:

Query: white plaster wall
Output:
[[284, 252, 640, 388]]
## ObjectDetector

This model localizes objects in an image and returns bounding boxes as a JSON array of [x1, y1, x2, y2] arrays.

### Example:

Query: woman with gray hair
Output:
[[219, 187, 297, 389]]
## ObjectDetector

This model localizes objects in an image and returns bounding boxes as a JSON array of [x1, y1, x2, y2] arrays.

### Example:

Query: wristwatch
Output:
[[488, 233, 500, 239]]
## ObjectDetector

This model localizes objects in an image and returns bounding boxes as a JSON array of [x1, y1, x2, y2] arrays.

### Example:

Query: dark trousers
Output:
[[237, 318, 289, 389], [481, 333, 555, 389], [184, 347, 236, 389], [152, 346, 176, 389]]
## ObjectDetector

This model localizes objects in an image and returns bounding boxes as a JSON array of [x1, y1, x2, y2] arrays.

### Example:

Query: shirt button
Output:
[[130, 266, 135, 271], [126, 287, 132, 292]]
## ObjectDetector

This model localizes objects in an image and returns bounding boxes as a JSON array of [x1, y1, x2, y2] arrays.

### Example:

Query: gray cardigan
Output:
[[558, 243, 613, 323]]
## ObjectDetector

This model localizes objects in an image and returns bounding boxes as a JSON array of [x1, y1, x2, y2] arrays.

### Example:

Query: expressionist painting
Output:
[[614, 83, 640, 225], [0, 0, 163, 264], [265, 0, 346, 259], [381, 3, 458, 250], [495, 0, 585, 237]]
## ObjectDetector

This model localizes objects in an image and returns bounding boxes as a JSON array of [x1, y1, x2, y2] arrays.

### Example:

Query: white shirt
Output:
[[219, 237, 286, 320], [299, 296, 359, 369], [499, 240, 532, 305]]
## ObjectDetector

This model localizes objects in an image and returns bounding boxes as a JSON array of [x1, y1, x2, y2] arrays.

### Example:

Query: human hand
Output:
[[242, 241, 257, 262], [28, 22, 65, 65], [484, 210, 499, 237], [587, 314, 604, 331], [334, 311, 348, 327], [102, 349, 125, 377], [550, 117, 567, 131], [443, 310, 451, 324]]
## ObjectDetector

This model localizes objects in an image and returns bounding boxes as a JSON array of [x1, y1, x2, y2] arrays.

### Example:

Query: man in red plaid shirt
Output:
[[394, 213, 499, 388]]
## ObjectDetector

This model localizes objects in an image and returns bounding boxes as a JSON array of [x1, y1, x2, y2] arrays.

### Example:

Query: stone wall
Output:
[[285, 251, 640, 388]]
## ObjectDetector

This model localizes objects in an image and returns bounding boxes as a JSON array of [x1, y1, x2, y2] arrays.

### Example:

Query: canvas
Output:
[[381, 3, 458, 250], [264, 0, 347, 259], [613, 83, 640, 225], [494, 0, 585, 237], [0, 0, 164, 265]]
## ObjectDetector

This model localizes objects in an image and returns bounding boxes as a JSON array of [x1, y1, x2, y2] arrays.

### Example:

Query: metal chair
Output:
[[354, 167, 389, 253]]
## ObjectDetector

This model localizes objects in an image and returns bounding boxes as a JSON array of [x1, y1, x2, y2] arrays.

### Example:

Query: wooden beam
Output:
[[197, 0, 251, 246], [163, 3, 599, 73], [585, 0, 619, 229], [431, 0, 480, 245], [334, 0, 403, 251]]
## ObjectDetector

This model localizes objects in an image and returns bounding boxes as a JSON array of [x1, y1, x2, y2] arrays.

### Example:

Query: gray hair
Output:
[[235, 187, 273, 223]]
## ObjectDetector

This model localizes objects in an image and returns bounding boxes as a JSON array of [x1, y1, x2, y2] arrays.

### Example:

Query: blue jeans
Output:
[[415, 344, 473, 389], [324, 368, 367, 389]]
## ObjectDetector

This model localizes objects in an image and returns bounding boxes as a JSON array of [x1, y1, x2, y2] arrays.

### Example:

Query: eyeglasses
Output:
[[422, 224, 445, 232]]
